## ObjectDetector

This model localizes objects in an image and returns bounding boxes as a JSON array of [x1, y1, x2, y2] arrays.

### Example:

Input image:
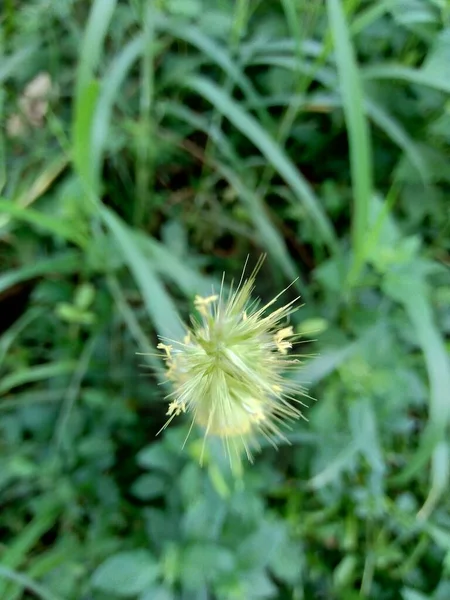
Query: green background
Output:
[[1, 1, 449, 599]]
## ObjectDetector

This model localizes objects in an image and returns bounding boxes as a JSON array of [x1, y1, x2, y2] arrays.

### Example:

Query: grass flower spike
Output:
[[157, 257, 308, 464]]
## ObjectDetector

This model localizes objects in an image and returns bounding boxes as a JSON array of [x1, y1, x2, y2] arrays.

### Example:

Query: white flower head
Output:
[[155, 256, 309, 465]]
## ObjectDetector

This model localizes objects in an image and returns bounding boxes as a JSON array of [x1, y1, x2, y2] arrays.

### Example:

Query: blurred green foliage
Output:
[[1, 0, 450, 599]]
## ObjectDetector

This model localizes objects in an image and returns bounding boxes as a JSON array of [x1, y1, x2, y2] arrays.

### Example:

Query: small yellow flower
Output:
[[154, 256, 308, 464]]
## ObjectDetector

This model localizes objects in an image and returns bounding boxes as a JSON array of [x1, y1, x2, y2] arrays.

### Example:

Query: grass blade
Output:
[[100, 207, 184, 339], [92, 36, 144, 183], [216, 162, 306, 295], [53, 336, 98, 455], [0, 252, 80, 295], [156, 15, 269, 128], [73, 80, 100, 193], [0, 308, 43, 367], [0, 566, 61, 600], [0, 504, 61, 598], [327, 0, 373, 285], [75, 0, 117, 94], [0, 361, 76, 396], [392, 287, 450, 490], [364, 98, 430, 185], [183, 75, 337, 252], [0, 46, 37, 83], [73, 0, 117, 192], [0, 199, 88, 247], [363, 64, 450, 94]]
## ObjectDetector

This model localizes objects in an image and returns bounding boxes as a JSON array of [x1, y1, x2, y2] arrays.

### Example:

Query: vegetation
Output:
[[1, 1, 449, 599]]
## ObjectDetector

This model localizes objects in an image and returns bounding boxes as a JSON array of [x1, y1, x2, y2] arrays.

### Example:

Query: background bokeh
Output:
[[1, 1, 450, 599]]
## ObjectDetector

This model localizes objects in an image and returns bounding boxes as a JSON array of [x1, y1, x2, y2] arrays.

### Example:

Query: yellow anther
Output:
[[157, 342, 173, 358], [274, 326, 294, 354], [166, 400, 186, 416], [194, 294, 218, 316]]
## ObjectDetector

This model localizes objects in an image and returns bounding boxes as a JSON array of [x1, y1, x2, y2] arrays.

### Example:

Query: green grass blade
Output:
[[73, 0, 117, 192], [159, 101, 240, 167], [156, 16, 269, 128], [136, 234, 215, 298], [0, 252, 80, 295], [135, 6, 155, 227], [92, 36, 144, 183], [418, 441, 449, 520], [53, 336, 98, 455], [0, 46, 37, 83], [362, 64, 450, 94], [183, 75, 337, 252], [0, 390, 66, 412], [296, 322, 382, 385], [0, 361, 76, 396], [0, 308, 43, 367], [364, 98, 430, 185], [216, 163, 306, 295], [0, 199, 88, 247], [0, 566, 61, 600], [73, 79, 100, 193], [75, 0, 117, 94], [327, 0, 373, 285], [100, 207, 184, 339], [0, 504, 60, 598], [350, 0, 392, 36], [390, 284, 450, 491], [157, 105, 306, 291]]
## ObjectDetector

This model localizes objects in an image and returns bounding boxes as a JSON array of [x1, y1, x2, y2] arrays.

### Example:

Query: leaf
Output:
[[237, 520, 285, 570], [243, 570, 278, 599], [140, 587, 174, 600], [270, 535, 303, 585], [349, 398, 384, 475], [308, 442, 359, 490], [91, 550, 159, 597], [131, 475, 166, 500], [180, 543, 234, 590], [136, 445, 176, 473]]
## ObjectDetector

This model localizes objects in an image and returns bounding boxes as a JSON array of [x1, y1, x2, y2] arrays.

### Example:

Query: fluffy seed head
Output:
[[156, 257, 308, 464]]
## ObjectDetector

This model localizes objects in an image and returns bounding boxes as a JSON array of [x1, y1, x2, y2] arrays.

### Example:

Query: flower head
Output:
[[156, 256, 308, 464]]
